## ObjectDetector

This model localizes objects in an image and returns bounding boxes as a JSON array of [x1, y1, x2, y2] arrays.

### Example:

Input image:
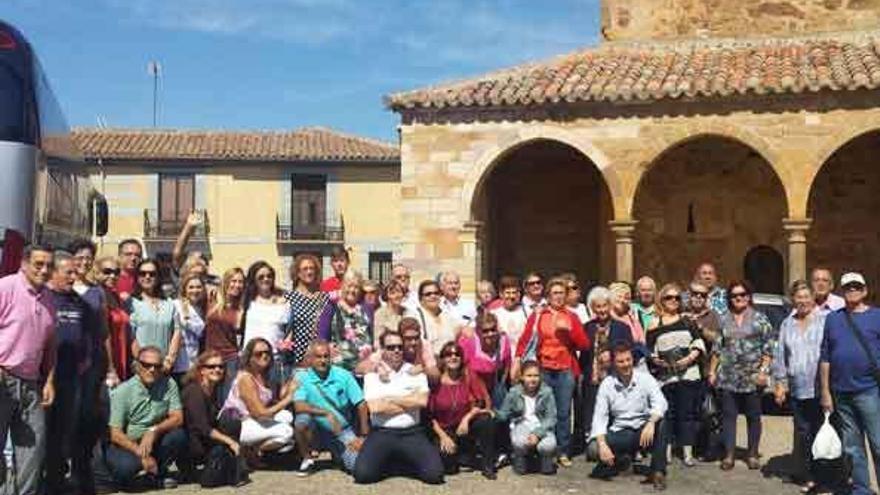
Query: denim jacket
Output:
[[496, 383, 556, 438]]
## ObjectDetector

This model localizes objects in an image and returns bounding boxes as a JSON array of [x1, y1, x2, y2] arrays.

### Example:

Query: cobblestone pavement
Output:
[[150, 416, 877, 495]]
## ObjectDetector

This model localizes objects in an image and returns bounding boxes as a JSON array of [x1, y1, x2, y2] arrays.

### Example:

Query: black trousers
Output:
[[435, 415, 496, 473], [353, 426, 444, 484], [720, 390, 762, 456], [663, 380, 702, 447], [587, 420, 669, 475]]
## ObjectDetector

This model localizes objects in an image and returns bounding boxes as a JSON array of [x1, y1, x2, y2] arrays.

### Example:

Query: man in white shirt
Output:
[[587, 341, 669, 490], [439, 271, 476, 325], [811, 267, 845, 315], [352, 332, 444, 485]]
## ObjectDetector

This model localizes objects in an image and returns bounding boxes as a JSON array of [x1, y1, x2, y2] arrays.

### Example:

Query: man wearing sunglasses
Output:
[[116, 239, 143, 301], [819, 273, 880, 495], [0, 244, 56, 495], [353, 331, 443, 485], [106, 346, 186, 491]]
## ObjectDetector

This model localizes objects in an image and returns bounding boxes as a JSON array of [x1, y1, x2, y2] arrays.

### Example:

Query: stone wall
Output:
[[601, 0, 880, 41]]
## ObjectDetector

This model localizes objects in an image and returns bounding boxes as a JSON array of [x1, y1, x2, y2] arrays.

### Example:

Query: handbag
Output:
[[843, 311, 880, 388], [200, 444, 248, 488]]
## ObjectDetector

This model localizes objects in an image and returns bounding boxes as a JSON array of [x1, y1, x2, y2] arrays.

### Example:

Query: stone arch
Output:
[[632, 133, 790, 286], [627, 127, 790, 219], [808, 128, 880, 298], [469, 136, 616, 284], [461, 126, 622, 224]]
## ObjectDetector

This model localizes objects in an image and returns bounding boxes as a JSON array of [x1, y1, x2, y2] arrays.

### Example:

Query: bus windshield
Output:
[[0, 47, 33, 144]]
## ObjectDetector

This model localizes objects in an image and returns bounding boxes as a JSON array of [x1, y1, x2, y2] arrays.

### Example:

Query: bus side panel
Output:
[[0, 141, 37, 242]]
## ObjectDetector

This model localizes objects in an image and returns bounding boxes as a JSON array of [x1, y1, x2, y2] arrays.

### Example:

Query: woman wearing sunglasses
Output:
[[205, 267, 247, 405], [93, 256, 131, 384], [708, 280, 775, 471], [219, 337, 297, 467], [182, 350, 248, 487], [130, 258, 182, 374], [646, 283, 705, 467], [429, 341, 497, 479], [241, 261, 290, 383]]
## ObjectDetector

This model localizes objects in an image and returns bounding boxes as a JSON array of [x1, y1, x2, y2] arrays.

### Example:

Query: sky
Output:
[[4, 0, 601, 141]]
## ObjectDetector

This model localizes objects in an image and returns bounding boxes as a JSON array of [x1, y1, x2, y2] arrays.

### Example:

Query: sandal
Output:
[[745, 457, 761, 470], [720, 458, 735, 471]]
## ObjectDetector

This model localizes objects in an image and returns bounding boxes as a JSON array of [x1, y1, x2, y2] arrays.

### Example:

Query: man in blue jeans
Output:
[[819, 272, 880, 495]]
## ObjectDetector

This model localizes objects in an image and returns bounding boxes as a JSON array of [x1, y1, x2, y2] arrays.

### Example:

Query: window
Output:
[[158, 173, 194, 236], [291, 174, 327, 237], [368, 252, 393, 284]]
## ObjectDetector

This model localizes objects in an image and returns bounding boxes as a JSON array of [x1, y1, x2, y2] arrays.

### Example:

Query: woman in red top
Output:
[[94, 256, 131, 384], [429, 341, 497, 479], [515, 277, 589, 468], [205, 267, 246, 405]]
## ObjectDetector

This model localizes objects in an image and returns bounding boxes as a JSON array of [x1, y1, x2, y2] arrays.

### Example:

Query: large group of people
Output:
[[1, 228, 880, 495]]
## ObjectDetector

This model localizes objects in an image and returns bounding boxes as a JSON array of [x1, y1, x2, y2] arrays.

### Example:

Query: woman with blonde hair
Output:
[[206, 267, 247, 404], [646, 283, 705, 466], [609, 281, 645, 344], [172, 271, 208, 384], [282, 254, 329, 374]]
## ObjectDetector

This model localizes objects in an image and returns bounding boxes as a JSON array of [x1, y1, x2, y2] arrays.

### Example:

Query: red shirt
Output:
[[516, 307, 590, 375], [116, 270, 137, 299], [320, 276, 343, 301], [428, 372, 489, 430]]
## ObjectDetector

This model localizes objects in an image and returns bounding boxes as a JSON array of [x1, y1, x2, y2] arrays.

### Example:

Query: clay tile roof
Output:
[[386, 32, 880, 111], [72, 127, 399, 163]]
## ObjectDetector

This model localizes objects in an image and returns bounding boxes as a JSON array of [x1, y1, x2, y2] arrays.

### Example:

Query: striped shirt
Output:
[[772, 309, 826, 400]]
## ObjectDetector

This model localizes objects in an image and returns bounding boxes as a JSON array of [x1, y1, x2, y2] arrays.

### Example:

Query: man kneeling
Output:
[[293, 341, 370, 476], [587, 341, 669, 490], [107, 346, 187, 490], [352, 331, 444, 484]]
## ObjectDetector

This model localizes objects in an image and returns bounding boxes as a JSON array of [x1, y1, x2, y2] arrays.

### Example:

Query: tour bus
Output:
[[0, 19, 107, 275]]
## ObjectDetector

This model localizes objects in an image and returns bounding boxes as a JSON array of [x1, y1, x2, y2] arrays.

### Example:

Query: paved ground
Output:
[[148, 416, 877, 495]]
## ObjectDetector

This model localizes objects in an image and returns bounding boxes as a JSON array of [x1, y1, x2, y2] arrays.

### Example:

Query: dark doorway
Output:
[[474, 139, 614, 284], [744, 245, 784, 294]]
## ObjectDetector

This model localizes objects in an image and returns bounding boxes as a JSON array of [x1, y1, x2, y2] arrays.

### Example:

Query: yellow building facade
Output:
[[74, 127, 401, 285]]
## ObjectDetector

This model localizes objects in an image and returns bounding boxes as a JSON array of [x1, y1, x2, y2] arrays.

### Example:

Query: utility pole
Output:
[[147, 60, 161, 127]]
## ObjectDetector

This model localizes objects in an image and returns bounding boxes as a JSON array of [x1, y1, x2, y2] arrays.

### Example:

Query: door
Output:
[[291, 174, 327, 239], [744, 245, 784, 294], [158, 174, 194, 236]]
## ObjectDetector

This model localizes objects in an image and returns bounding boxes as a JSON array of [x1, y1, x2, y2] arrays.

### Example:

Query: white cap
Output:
[[840, 272, 867, 287]]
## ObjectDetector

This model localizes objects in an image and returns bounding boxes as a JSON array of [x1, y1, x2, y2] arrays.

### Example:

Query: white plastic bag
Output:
[[812, 411, 843, 460]]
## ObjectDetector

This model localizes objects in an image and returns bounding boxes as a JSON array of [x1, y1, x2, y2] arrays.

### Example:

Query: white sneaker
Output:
[[296, 458, 315, 477]]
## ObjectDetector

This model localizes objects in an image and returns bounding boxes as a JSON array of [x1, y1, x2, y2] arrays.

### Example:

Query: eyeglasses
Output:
[[384, 344, 404, 351], [525, 280, 542, 286], [730, 292, 749, 299], [138, 360, 162, 371], [844, 284, 866, 292], [662, 294, 681, 301], [690, 291, 708, 298], [253, 350, 272, 358], [363, 289, 377, 295], [421, 291, 441, 298], [568, 285, 580, 291], [257, 274, 274, 281], [102, 268, 121, 276], [138, 270, 156, 278], [441, 351, 461, 358], [202, 364, 224, 370]]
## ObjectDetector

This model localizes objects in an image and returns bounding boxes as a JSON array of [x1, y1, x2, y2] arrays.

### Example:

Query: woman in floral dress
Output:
[[318, 271, 373, 374]]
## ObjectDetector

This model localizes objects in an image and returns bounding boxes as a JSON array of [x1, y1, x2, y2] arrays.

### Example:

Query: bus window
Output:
[[0, 64, 27, 142]]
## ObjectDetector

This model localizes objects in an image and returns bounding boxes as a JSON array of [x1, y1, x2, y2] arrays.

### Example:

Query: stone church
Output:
[[387, 0, 880, 295]]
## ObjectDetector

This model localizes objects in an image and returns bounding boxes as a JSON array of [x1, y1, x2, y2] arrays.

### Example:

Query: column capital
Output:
[[608, 219, 638, 239], [782, 217, 813, 233]]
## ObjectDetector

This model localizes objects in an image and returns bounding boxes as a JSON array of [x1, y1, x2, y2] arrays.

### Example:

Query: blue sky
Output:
[[5, 0, 601, 141]]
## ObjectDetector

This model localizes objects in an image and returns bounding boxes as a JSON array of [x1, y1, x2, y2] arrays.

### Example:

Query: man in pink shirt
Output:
[[0, 244, 57, 495]]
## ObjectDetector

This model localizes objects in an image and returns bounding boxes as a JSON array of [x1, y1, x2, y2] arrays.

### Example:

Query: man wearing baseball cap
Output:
[[819, 272, 880, 495]]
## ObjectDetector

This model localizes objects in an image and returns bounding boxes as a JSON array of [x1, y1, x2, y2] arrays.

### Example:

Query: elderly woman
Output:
[[709, 280, 775, 471], [372, 280, 409, 339], [646, 283, 705, 467], [773, 280, 826, 492], [515, 278, 589, 468], [318, 271, 373, 374], [609, 281, 645, 344], [476, 280, 503, 313], [579, 286, 634, 447]]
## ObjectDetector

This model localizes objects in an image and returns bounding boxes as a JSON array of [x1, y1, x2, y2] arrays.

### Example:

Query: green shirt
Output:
[[109, 376, 182, 440]]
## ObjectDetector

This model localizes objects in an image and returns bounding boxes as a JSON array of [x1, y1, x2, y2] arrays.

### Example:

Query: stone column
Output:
[[460, 221, 483, 295], [783, 218, 812, 286], [609, 219, 638, 283]]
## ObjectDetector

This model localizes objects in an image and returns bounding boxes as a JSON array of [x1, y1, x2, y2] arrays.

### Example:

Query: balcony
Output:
[[276, 214, 344, 244], [143, 209, 210, 239]]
